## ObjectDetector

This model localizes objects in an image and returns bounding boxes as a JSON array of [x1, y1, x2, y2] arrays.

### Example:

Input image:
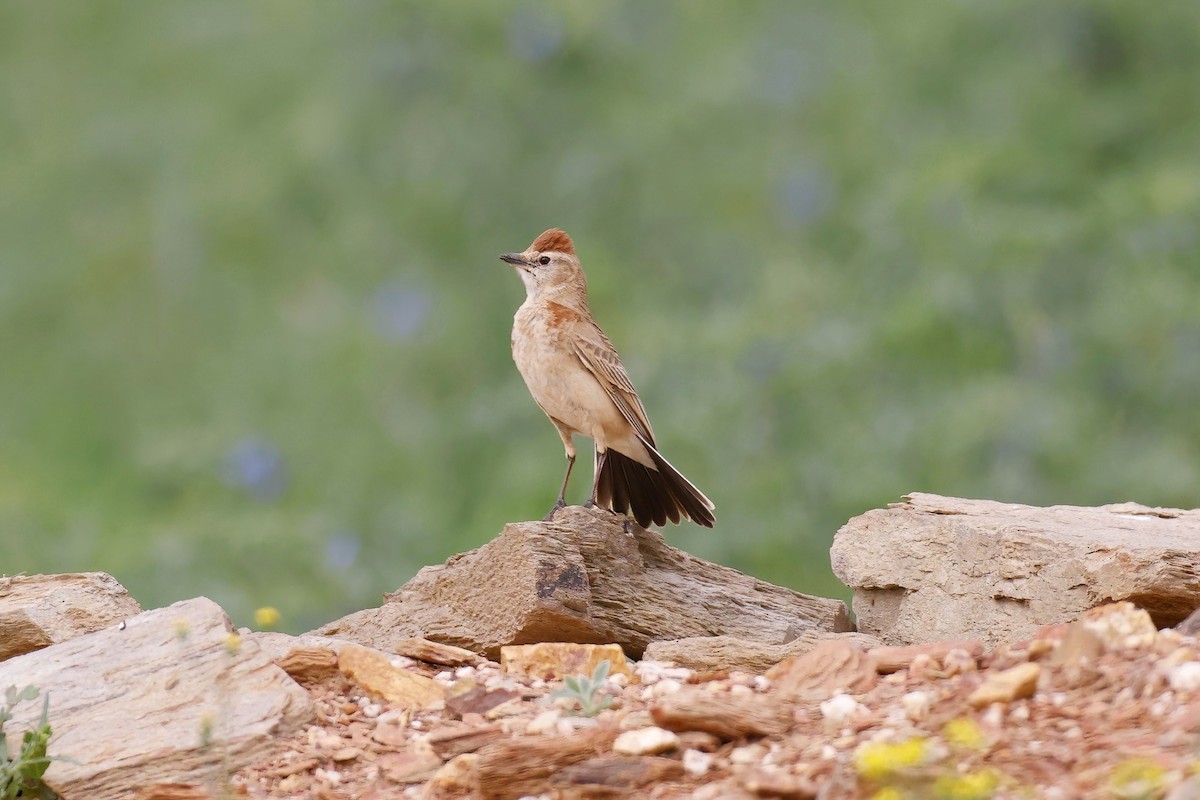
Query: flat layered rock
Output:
[[0, 597, 313, 800], [0, 572, 142, 661], [831, 493, 1200, 648], [642, 632, 881, 674], [314, 505, 850, 659]]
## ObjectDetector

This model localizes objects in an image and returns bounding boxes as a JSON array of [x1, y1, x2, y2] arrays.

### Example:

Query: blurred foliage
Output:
[[1, 2, 1198, 632]]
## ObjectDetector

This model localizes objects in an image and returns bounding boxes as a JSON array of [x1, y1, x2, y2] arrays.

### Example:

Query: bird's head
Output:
[[500, 228, 587, 300]]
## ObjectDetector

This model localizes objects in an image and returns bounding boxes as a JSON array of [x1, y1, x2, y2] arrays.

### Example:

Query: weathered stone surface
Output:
[[315, 505, 850, 659], [968, 662, 1041, 707], [0, 572, 142, 661], [338, 643, 445, 708], [767, 639, 877, 702], [0, 597, 313, 800], [396, 637, 490, 667], [651, 690, 791, 739], [501, 642, 631, 680], [642, 632, 881, 674], [831, 493, 1200, 648], [868, 640, 985, 674]]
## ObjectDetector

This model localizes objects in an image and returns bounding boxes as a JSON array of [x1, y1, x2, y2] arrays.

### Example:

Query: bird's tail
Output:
[[595, 438, 715, 528]]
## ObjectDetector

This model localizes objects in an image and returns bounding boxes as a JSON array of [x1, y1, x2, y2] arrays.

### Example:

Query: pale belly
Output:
[[512, 311, 642, 458]]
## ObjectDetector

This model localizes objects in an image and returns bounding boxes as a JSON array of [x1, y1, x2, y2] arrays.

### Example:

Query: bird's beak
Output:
[[500, 253, 529, 267]]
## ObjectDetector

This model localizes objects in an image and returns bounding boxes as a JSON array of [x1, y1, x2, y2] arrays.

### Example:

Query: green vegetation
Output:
[[552, 661, 616, 717], [2, 4, 1198, 630], [0, 686, 57, 800]]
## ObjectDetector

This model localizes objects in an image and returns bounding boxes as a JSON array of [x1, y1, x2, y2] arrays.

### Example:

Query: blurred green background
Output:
[[2, 2, 1198, 633]]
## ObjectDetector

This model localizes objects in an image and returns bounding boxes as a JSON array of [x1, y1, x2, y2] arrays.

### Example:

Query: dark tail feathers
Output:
[[596, 439, 715, 528]]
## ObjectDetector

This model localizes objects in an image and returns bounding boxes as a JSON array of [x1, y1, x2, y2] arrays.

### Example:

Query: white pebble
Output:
[[314, 768, 342, 784], [612, 727, 680, 756], [454, 666, 477, 680], [753, 675, 771, 692], [682, 749, 713, 777], [1169, 662, 1200, 692], [819, 693, 861, 726], [526, 710, 561, 735], [361, 703, 382, 719], [653, 679, 683, 697], [901, 691, 933, 722], [730, 684, 753, 697]]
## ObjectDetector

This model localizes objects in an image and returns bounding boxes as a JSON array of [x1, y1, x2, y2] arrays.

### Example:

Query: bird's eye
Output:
[[538, 255, 551, 265]]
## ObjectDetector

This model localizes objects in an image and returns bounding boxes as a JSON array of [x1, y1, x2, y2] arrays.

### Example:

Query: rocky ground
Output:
[[221, 603, 1200, 800]]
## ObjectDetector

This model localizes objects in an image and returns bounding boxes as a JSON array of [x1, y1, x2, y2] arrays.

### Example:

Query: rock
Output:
[[642, 632, 881, 673], [831, 493, 1200, 647], [444, 685, 520, 718], [396, 637, 489, 667], [612, 726, 680, 755], [379, 743, 443, 784], [426, 724, 505, 759], [868, 640, 985, 674], [422, 753, 479, 799], [767, 639, 877, 702], [741, 768, 818, 799], [968, 662, 1041, 708], [472, 725, 618, 800], [500, 642, 631, 680], [314, 505, 850, 659], [1177, 607, 1200, 636], [274, 645, 339, 683], [551, 755, 683, 792], [338, 644, 445, 709], [651, 690, 791, 739], [1081, 601, 1157, 648], [0, 597, 312, 800], [0, 572, 142, 661]]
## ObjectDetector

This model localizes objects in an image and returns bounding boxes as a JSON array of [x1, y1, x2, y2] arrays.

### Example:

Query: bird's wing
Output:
[[572, 322, 657, 446]]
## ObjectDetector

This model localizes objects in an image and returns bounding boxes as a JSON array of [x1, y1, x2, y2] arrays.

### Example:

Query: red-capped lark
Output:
[[501, 228, 715, 528]]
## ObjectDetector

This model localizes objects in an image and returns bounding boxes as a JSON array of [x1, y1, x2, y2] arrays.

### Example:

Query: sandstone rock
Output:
[[642, 631, 881, 673], [1177, 607, 1200, 636], [831, 493, 1200, 648], [396, 637, 489, 666], [274, 646, 339, 683], [868, 640, 985, 674], [552, 755, 683, 792], [767, 639, 877, 702], [968, 662, 1041, 708], [0, 597, 312, 800], [500, 641, 631, 680], [651, 690, 791, 739], [0, 572, 142, 661], [314, 505, 850, 659], [338, 644, 445, 709], [472, 725, 618, 800]]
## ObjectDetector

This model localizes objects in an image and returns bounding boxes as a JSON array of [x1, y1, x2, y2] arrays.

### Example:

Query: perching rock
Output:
[[0, 572, 141, 661], [314, 505, 850, 659], [831, 493, 1200, 648], [642, 632, 881, 674], [0, 597, 313, 800]]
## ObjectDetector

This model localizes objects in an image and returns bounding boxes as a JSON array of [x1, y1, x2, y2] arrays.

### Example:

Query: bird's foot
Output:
[[623, 518, 634, 536], [543, 499, 567, 522], [582, 497, 595, 509]]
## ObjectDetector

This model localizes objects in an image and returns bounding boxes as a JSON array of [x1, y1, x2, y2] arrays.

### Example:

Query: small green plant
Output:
[[0, 685, 58, 800], [552, 661, 616, 717]]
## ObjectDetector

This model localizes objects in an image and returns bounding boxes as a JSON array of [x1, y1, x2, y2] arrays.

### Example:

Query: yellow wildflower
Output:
[[871, 788, 906, 800], [1109, 758, 1167, 800], [943, 717, 989, 751], [933, 767, 1001, 800], [172, 619, 190, 640], [854, 737, 929, 781], [254, 606, 281, 628], [224, 632, 241, 656]]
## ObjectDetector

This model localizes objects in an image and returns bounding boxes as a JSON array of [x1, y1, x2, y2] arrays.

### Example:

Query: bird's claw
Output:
[[543, 499, 567, 522]]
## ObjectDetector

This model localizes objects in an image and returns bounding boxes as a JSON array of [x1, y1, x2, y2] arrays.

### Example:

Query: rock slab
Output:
[[831, 493, 1200, 648], [0, 572, 142, 661], [315, 505, 850, 659], [0, 597, 313, 800]]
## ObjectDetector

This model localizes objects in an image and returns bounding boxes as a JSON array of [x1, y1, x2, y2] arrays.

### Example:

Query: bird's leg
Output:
[[544, 452, 575, 521], [584, 448, 608, 509]]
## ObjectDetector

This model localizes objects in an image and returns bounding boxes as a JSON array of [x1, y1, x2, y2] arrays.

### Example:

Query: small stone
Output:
[[378, 744, 442, 784], [612, 726, 680, 756], [1082, 602, 1157, 650], [901, 691, 934, 722], [1169, 662, 1200, 692], [338, 644, 445, 709], [526, 710, 561, 735], [313, 768, 341, 785], [426, 753, 478, 792], [819, 693, 861, 726], [942, 649, 977, 676], [969, 663, 1041, 708], [500, 642, 631, 681], [682, 749, 713, 777], [331, 747, 360, 762], [730, 743, 767, 765]]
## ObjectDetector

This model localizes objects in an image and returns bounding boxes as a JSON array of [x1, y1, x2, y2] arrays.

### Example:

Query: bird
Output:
[[500, 228, 716, 529]]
